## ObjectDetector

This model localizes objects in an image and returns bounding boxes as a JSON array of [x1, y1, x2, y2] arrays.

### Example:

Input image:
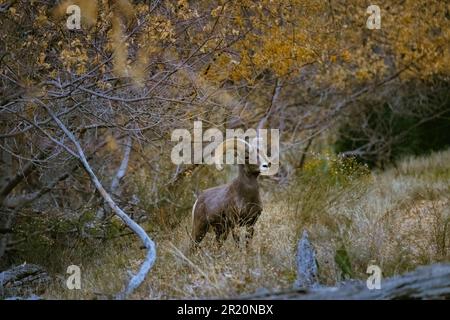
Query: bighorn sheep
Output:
[[191, 137, 272, 248]]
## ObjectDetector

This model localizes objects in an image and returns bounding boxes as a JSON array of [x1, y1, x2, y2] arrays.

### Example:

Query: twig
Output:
[[42, 103, 156, 299]]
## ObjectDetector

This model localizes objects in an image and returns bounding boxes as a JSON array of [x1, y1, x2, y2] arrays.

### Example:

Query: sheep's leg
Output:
[[232, 229, 241, 247], [214, 223, 229, 248], [245, 225, 255, 248], [244, 212, 260, 247], [192, 220, 208, 250], [214, 228, 227, 247]]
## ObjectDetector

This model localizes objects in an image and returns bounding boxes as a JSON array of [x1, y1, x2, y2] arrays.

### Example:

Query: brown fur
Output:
[[191, 163, 264, 248]]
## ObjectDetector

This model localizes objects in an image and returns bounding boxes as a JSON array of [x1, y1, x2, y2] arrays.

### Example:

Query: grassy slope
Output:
[[44, 149, 450, 299]]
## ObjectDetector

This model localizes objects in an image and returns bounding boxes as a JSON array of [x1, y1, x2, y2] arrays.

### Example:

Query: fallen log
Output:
[[0, 263, 50, 298], [243, 263, 450, 300]]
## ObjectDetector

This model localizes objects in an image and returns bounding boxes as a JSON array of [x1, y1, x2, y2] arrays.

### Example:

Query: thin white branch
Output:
[[42, 104, 156, 299], [110, 135, 132, 195]]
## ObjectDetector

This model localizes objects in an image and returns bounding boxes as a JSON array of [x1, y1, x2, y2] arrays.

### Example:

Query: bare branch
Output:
[[42, 103, 156, 299], [110, 135, 132, 195]]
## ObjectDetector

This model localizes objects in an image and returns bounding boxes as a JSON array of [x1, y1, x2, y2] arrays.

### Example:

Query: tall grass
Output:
[[35, 149, 450, 299]]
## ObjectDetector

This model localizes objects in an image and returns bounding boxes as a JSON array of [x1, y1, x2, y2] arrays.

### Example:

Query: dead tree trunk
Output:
[[243, 263, 450, 300]]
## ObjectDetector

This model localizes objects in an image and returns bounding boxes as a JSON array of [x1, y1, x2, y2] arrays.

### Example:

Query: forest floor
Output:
[[41, 149, 450, 299]]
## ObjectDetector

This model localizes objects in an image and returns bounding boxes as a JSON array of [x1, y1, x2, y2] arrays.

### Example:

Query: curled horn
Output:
[[213, 137, 257, 171]]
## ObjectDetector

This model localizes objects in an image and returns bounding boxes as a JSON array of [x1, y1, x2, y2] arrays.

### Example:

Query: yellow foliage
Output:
[[3, 0, 449, 97], [106, 135, 118, 152]]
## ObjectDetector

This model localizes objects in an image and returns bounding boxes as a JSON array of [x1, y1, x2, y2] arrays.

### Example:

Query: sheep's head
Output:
[[213, 136, 273, 175]]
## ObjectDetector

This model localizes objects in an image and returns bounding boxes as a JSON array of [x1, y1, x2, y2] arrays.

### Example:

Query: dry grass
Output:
[[42, 149, 450, 299]]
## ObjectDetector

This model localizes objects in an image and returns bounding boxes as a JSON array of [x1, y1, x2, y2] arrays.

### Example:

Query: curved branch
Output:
[[110, 135, 132, 195], [42, 103, 156, 299]]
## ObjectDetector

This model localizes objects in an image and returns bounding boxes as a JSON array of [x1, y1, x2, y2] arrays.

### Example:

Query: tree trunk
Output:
[[242, 263, 450, 300]]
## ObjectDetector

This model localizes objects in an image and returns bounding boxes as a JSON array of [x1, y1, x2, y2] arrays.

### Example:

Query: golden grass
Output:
[[42, 149, 450, 299]]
